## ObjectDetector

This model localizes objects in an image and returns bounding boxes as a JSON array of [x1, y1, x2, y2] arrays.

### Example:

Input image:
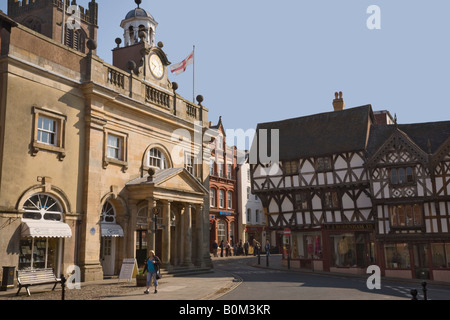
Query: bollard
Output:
[[421, 281, 427, 301], [410, 289, 418, 300], [61, 274, 66, 301], [258, 250, 261, 265], [266, 253, 269, 267]]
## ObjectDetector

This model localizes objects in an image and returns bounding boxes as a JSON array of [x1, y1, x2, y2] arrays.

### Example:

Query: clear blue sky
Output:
[[2, 0, 449, 138]]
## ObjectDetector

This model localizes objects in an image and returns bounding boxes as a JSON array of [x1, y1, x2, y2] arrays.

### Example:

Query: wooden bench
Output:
[[16, 268, 61, 296]]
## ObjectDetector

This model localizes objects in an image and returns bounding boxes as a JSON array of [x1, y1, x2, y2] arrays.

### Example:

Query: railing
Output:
[[107, 68, 125, 89], [146, 85, 170, 108], [186, 103, 197, 118]]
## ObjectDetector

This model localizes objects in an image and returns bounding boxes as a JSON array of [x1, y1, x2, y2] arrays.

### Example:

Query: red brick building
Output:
[[208, 117, 238, 254]]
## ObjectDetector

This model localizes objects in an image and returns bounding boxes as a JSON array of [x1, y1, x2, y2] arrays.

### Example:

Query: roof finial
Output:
[[135, 0, 142, 8]]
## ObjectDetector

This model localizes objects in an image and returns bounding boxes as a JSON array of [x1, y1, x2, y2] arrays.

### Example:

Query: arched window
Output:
[[23, 194, 63, 221], [148, 148, 167, 170], [136, 207, 148, 229], [210, 188, 216, 208], [65, 28, 86, 53], [101, 201, 116, 224], [219, 190, 225, 208]]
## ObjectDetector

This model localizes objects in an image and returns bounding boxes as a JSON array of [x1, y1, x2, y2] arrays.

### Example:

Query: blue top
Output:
[[147, 258, 156, 273]]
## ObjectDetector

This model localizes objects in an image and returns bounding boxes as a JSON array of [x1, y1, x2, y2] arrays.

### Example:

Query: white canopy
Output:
[[101, 223, 124, 237], [21, 219, 72, 238]]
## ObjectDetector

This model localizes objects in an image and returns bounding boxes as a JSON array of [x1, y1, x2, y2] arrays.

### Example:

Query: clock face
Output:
[[149, 54, 164, 79]]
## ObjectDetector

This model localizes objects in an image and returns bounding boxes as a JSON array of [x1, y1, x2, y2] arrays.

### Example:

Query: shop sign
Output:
[[322, 223, 374, 230], [283, 228, 291, 236], [219, 211, 231, 216]]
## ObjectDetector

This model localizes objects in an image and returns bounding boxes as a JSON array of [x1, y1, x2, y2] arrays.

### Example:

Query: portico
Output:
[[126, 168, 209, 270]]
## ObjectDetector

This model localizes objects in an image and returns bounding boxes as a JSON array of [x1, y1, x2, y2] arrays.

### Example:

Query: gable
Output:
[[155, 170, 206, 194], [366, 127, 428, 167]]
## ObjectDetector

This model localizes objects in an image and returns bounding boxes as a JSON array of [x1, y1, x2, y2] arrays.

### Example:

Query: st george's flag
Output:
[[170, 51, 194, 75]]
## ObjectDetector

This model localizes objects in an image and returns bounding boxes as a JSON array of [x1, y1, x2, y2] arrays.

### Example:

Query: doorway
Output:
[[413, 244, 430, 279], [101, 237, 116, 276]]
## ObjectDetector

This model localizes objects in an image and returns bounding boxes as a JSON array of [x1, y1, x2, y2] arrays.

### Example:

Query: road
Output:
[[213, 256, 450, 300]]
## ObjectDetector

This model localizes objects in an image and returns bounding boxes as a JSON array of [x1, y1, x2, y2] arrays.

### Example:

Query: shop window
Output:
[[303, 235, 322, 259], [384, 243, 411, 269], [329, 234, 356, 267], [431, 243, 450, 269], [389, 204, 423, 228], [218, 220, 227, 243], [390, 167, 415, 185], [284, 160, 298, 175], [19, 238, 58, 270], [316, 157, 332, 172]]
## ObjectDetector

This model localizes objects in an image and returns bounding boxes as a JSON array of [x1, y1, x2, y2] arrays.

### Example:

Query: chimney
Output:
[[333, 91, 345, 111]]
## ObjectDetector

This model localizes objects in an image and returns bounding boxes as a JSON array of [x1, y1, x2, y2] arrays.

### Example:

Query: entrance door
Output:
[[413, 244, 430, 279], [101, 237, 115, 276]]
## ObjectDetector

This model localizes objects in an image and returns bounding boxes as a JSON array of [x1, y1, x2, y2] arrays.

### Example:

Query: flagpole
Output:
[[192, 45, 195, 103]]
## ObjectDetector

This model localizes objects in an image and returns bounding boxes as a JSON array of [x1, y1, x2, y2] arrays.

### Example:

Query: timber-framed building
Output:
[[251, 93, 450, 282]]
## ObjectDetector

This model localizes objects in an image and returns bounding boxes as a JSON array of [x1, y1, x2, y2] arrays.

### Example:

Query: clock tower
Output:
[[112, 0, 171, 88]]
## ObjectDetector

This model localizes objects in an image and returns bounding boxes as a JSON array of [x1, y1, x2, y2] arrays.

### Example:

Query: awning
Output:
[[101, 223, 124, 237], [21, 219, 72, 238]]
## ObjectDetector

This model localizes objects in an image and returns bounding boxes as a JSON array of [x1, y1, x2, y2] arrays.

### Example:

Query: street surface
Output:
[[213, 256, 450, 300]]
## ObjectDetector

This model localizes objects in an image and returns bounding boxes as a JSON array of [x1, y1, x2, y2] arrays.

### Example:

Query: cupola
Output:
[[120, 0, 158, 46]]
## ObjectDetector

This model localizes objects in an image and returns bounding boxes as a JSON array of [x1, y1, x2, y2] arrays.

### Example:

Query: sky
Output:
[[2, 0, 449, 143]]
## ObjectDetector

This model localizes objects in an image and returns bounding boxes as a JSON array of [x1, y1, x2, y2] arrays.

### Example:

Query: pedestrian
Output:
[[244, 241, 249, 256], [212, 240, 218, 257], [219, 240, 224, 257], [225, 241, 230, 257], [144, 250, 161, 294], [265, 240, 270, 256]]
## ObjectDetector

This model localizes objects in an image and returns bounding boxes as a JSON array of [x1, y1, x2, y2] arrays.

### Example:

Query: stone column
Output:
[[146, 198, 157, 256], [179, 206, 185, 266], [127, 200, 138, 260], [183, 203, 193, 267], [162, 200, 171, 268], [195, 204, 205, 267]]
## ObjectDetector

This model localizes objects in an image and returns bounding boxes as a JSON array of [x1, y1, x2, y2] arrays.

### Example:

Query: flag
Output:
[[170, 51, 194, 75]]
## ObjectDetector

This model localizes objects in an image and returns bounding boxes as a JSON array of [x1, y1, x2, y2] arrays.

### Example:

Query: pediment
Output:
[[126, 168, 208, 198], [153, 169, 207, 195], [366, 128, 428, 167]]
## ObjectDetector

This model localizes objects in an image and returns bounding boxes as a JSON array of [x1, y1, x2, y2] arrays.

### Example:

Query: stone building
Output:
[[0, 0, 212, 282]]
